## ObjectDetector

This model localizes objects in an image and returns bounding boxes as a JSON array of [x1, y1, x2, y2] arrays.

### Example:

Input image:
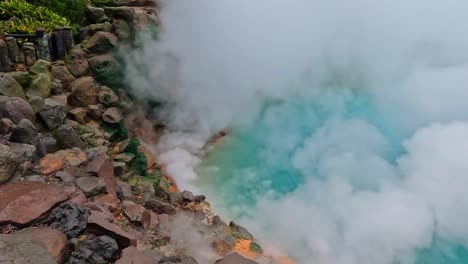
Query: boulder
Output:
[[55, 171, 75, 184], [104, 6, 135, 22], [37, 153, 63, 175], [29, 59, 52, 75], [40, 133, 58, 153], [86, 154, 117, 199], [98, 86, 119, 106], [215, 253, 259, 264], [116, 180, 132, 199], [55, 124, 86, 149], [141, 209, 159, 229], [47, 203, 89, 238], [69, 77, 98, 107], [66, 49, 90, 77], [0, 144, 19, 184], [14, 227, 69, 263], [28, 72, 52, 98], [0, 118, 14, 135], [85, 6, 108, 23], [116, 246, 159, 264], [113, 19, 131, 39], [169, 192, 183, 204], [0, 96, 34, 123], [87, 104, 103, 120], [122, 201, 146, 222], [6, 71, 31, 88], [38, 98, 66, 130], [69, 235, 118, 264], [230, 222, 254, 240], [87, 214, 137, 248], [144, 199, 177, 215], [28, 95, 45, 113], [83, 32, 118, 54], [181, 191, 196, 202], [93, 193, 120, 211], [9, 119, 38, 144], [0, 182, 68, 225], [55, 148, 88, 167], [102, 107, 123, 123], [52, 64, 75, 91], [0, 230, 59, 264], [69, 107, 88, 124], [76, 176, 107, 197], [89, 53, 122, 88], [0, 73, 25, 98]]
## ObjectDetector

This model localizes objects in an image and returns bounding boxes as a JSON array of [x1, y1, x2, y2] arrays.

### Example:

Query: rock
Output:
[[98, 86, 119, 106], [10, 119, 38, 144], [86, 154, 117, 199], [116, 180, 132, 199], [90, 22, 113, 34], [144, 199, 177, 215], [194, 195, 206, 203], [76, 176, 107, 197], [40, 133, 58, 153], [29, 60, 52, 75], [69, 235, 118, 264], [38, 153, 63, 174], [51, 80, 63, 95], [55, 170, 75, 184], [0, 118, 14, 134], [141, 209, 158, 229], [114, 152, 134, 163], [0, 182, 68, 225], [169, 192, 183, 204], [70, 190, 88, 205], [113, 19, 131, 39], [113, 161, 126, 177], [0, 73, 25, 98], [181, 191, 196, 202], [47, 203, 89, 238], [14, 227, 69, 263], [0, 96, 34, 123], [6, 71, 31, 88], [104, 6, 136, 22], [83, 32, 118, 54], [28, 73, 52, 98], [0, 230, 59, 264], [87, 104, 103, 119], [116, 246, 159, 264], [159, 255, 199, 264], [102, 107, 123, 123], [69, 107, 88, 124], [55, 148, 88, 167], [55, 124, 86, 149], [116, 0, 157, 6], [230, 222, 254, 240], [215, 253, 259, 264], [69, 77, 98, 107], [38, 98, 66, 130], [66, 49, 90, 77], [25, 174, 44, 182], [89, 53, 122, 87], [123, 201, 146, 222], [9, 143, 36, 163], [158, 214, 170, 226], [0, 144, 19, 184], [84, 202, 114, 223], [28, 95, 44, 113], [52, 64, 75, 91], [87, 214, 137, 248], [93, 193, 119, 211], [85, 6, 108, 23]]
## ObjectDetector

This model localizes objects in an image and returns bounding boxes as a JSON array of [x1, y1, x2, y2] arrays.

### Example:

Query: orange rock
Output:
[[55, 148, 87, 167], [234, 239, 261, 260], [139, 145, 156, 170], [38, 154, 63, 175]]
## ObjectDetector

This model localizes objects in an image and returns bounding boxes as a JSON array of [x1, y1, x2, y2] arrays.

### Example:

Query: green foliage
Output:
[[26, 0, 86, 25], [133, 152, 148, 176], [0, 0, 69, 33], [125, 138, 140, 154]]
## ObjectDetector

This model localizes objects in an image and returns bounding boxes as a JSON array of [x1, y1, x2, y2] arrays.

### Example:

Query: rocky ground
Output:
[[0, 1, 294, 264]]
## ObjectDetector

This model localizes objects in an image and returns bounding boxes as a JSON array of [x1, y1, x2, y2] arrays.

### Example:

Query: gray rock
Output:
[[144, 199, 177, 215], [102, 107, 122, 123], [28, 95, 45, 113], [0, 73, 25, 98], [47, 203, 89, 238], [85, 6, 108, 24], [69, 77, 98, 107], [6, 71, 31, 88], [52, 65, 75, 91], [9, 143, 37, 163], [0, 96, 34, 123], [113, 19, 131, 39], [25, 175, 44, 182], [76, 176, 106, 197], [230, 221, 254, 240], [0, 144, 18, 184], [10, 119, 38, 144], [169, 192, 183, 204], [0, 232, 57, 264], [55, 125, 86, 149], [181, 191, 195, 202], [83, 32, 118, 54], [27, 72, 52, 98], [69, 235, 118, 264], [39, 98, 66, 130], [0, 118, 14, 135], [66, 49, 90, 77], [55, 171, 75, 184], [40, 133, 58, 154]]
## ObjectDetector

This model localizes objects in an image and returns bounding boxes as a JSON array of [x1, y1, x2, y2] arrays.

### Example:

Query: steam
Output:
[[124, 0, 468, 263]]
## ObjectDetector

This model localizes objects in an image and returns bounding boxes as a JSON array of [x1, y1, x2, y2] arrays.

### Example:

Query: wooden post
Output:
[[54, 27, 66, 60], [36, 28, 51, 61], [5, 37, 20, 64], [62, 26, 74, 54], [0, 39, 13, 72]]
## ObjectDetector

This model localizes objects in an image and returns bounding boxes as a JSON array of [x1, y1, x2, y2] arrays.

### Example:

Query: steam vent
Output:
[[2, 0, 468, 264]]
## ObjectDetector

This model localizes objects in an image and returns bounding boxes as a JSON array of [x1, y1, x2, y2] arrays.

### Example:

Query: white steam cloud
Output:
[[125, 1, 468, 263]]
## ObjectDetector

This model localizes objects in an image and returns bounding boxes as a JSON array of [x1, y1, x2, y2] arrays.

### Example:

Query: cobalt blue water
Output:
[[197, 87, 468, 263]]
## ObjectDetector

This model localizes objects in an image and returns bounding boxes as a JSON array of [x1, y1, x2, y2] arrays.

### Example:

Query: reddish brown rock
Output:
[[87, 214, 137, 248], [55, 148, 88, 167], [86, 154, 117, 199], [16, 227, 68, 263], [69, 190, 88, 205], [141, 210, 158, 229], [144, 199, 176, 215], [93, 193, 120, 212], [84, 202, 115, 223], [116, 180, 132, 199], [0, 118, 14, 135], [116, 246, 159, 264], [0, 182, 68, 225], [122, 201, 145, 222], [68, 77, 97, 107], [0, 96, 34, 124], [37, 153, 63, 175]]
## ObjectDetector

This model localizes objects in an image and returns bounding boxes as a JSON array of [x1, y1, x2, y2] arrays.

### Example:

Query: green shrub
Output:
[[0, 0, 69, 33], [26, 0, 87, 26]]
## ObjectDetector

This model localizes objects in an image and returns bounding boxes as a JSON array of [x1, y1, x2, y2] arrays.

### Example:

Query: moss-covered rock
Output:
[[29, 60, 52, 75], [89, 54, 123, 88], [6, 71, 31, 88], [27, 73, 52, 98], [0, 74, 25, 98]]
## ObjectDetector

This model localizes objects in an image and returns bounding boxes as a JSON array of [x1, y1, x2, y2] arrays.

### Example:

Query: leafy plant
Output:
[[26, 0, 87, 26], [0, 0, 69, 33]]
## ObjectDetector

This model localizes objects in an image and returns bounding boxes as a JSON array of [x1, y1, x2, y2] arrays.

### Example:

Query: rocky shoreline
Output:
[[0, 1, 292, 264]]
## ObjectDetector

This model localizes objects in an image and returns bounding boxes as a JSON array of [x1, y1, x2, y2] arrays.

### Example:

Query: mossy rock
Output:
[[27, 73, 52, 98], [89, 54, 123, 88], [6, 71, 31, 88], [0, 74, 25, 98], [29, 60, 52, 75]]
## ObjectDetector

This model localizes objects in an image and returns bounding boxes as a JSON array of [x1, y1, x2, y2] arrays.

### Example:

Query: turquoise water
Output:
[[198, 88, 468, 263]]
